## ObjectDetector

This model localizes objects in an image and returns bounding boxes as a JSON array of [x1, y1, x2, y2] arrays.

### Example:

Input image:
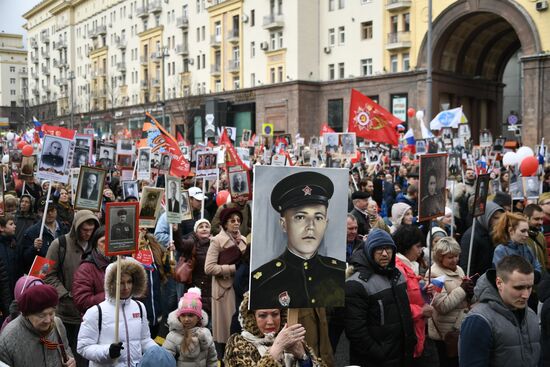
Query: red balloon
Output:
[[17, 140, 26, 149], [407, 107, 416, 118], [216, 190, 231, 206], [520, 156, 539, 177], [22, 145, 34, 157]]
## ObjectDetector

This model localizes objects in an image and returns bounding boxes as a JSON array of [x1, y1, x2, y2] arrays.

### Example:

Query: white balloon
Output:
[[416, 110, 424, 120], [516, 146, 534, 161], [6, 132, 14, 141], [503, 151, 518, 166], [1, 155, 9, 164]]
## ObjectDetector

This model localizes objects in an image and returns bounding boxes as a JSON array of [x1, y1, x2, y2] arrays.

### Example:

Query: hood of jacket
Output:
[[104, 258, 147, 300], [476, 202, 504, 231], [69, 210, 100, 239], [348, 243, 396, 278], [238, 292, 288, 338], [391, 202, 411, 228]]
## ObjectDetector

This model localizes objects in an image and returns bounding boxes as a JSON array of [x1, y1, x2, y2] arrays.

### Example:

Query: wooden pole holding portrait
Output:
[[38, 181, 52, 240], [466, 173, 490, 276]]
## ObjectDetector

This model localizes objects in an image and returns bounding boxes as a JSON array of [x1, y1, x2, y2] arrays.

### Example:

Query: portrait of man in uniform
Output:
[[523, 176, 540, 199], [140, 192, 159, 218], [105, 202, 138, 255], [250, 167, 347, 309], [324, 133, 339, 155], [111, 209, 133, 241], [138, 149, 150, 172], [40, 137, 67, 169]]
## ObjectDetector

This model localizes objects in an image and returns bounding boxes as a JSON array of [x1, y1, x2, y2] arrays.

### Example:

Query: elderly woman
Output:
[[176, 218, 213, 318], [0, 283, 76, 367], [393, 225, 437, 365], [224, 292, 326, 367], [427, 237, 473, 367], [77, 258, 156, 366], [204, 207, 248, 360], [390, 202, 414, 234], [366, 199, 391, 233]]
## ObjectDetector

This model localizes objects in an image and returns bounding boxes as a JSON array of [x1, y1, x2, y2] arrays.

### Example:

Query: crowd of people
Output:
[[0, 131, 548, 367]]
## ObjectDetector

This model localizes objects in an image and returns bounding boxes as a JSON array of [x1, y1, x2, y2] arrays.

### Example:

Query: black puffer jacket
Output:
[[345, 244, 416, 366], [539, 272, 550, 366]]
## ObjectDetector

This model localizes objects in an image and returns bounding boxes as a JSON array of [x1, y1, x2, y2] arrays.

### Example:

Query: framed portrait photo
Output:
[[122, 180, 139, 200], [117, 154, 132, 167], [75, 133, 94, 164], [117, 139, 134, 155], [136, 147, 152, 181], [37, 134, 73, 184], [523, 176, 540, 199], [165, 176, 182, 224], [228, 169, 250, 200], [20, 156, 36, 180], [181, 190, 192, 220], [105, 202, 139, 256], [74, 166, 107, 212], [196, 151, 218, 178], [418, 153, 448, 222], [139, 186, 164, 228], [471, 173, 491, 217]]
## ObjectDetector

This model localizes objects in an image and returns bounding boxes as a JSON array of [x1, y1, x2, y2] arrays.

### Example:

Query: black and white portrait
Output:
[[73, 148, 89, 168], [249, 166, 347, 309], [242, 129, 251, 145], [480, 130, 493, 147], [98, 146, 115, 170], [166, 177, 182, 224], [139, 187, 164, 228], [458, 124, 471, 140], [472, 174, 491, 217], [416, 139, 427, 155], [137, 147, 151, 180], [181, 190, 192, 220], [448, 153, 461, 176], [37, 135, 72, 183], [105, 202, 138, 256], [20, 156, 35, 179], [324, 133, 339, 155], [367, 148, 380, 164], [117, 139, 134, 155], [196, 151, 218, 178], [159, 153, 171, 172], [151, 152, 161, 169], [122, 180, 139, 200], [229, 170, 249, 199], [75, 166, 106, 212], [523, 177, 540, 199], [494, 138, 506, 152], [340, 133, 356, 156], [418, 153, 447, 221]]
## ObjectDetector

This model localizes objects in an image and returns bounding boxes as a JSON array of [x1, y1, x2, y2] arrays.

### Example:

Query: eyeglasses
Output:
[[374, 246, 394, 254]]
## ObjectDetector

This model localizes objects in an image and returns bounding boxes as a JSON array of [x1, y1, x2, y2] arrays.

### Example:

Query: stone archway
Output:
[[416, 0, 548, 146]]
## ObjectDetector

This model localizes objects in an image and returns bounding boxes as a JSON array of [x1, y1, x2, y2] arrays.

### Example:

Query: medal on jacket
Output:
[[278, 291, 290, 307]]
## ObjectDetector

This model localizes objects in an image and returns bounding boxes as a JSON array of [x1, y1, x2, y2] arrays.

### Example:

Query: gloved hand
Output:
[[460, 279, 474, 299], [109, 342, 124, 359]]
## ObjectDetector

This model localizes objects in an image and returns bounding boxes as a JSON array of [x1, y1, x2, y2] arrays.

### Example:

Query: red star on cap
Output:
[[302, 186, 312, 196]]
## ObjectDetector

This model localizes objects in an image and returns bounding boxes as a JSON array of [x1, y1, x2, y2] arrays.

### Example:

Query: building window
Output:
[[338, 0, 345, 9], [361, 21, 373, 40], [202, 26, 206, 41], [251, 9, 255, 26], [403, 53, 410, 71], [328, 28, 335, 46], [338, 62, 345, 79], [233, 76, 240, 89], [278, 31, 283, 49], [270, 67, 276, 83], [251, 73, 255, 87], [328, 64, 335, 80], [361, 58, 373, 76], [403, 13, 410, 32], [278, 66, 283, 82], [338, 26, 345, 45], [197, 55, 201, 69], [9, 67, 15, 72], [327, 99, 343, 132], [10, 78, 15, 84], [251, 41, 255, 57], [215, 80, 221, 92], [390, 15, 398, 33], [270, 32, 277, 50], [202, 54, 205, 68], [10, 90, 16, 95], [390, 55, 398, 73], [328, 0, 335, 11], [215, 22, 221, 41]]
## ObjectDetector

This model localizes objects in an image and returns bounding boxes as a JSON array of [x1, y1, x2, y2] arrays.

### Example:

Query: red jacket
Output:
[[72, 251, 110, 315], [395, 256, 426, 358]]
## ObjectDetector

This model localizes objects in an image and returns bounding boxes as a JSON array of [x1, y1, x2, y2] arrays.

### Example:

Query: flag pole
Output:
[[114, 255, 121, 344], [38, 181, 52, 240], [466, 220, 476, 277], [21, 255, 38, 293]]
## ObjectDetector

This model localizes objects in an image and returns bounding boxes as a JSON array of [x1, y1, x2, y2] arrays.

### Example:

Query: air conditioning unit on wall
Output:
[[324, 46, 331, 54], [260, 42, 269, 50], [536, 0, 548, 11], [242, 14, 249, 23]]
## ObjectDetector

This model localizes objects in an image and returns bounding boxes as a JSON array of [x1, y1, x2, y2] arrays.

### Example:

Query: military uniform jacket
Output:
[[111, 222, 132, 240], [250, 249, 345, 309], [42, 154, 64, 167]]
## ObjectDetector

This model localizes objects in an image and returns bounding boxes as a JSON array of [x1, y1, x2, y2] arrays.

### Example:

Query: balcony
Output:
[[97, 25, 107, 35], [55, 39, 67, 50], [386, 31, 411, 50], [32, 88, 39, 96], [115, 37, 127, 49], [210, 64, 221, 76], [19, 70, 28, 78], [151, 78, 161, 88], [227, 29, 239, 43], [41, 49, 50, 59], [140, 80, 148, 89], [41, 65, 50, 75], [148, 0, 162, 13], [385, 0, 412, 11], [117, 62, 126, 72], [176, 16, 189, 28], [30, 38, 38, 49], [31, 72, 38, 80], [227, 59, 240, 73], [31, 55, 39, 64], [263, 14, 284, 30], [41, 34, 50, 43], [210, 35, 222, 48], [140, 56, 149, 65], [136, 6, 149, 18], [55, 58, 68, 69], [176, 44, 189, 56], [59, 78, 68, 87], [43, 85, 51, 94], [150, 52, 162, 63]]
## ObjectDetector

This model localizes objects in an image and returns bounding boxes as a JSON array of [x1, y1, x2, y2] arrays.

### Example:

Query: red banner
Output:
[[219, 129, 249, 169], [348, 89, 400, 146], [29, 256, 56, 279], [42, 124, 76, 140], [320, 123, 335, 136]]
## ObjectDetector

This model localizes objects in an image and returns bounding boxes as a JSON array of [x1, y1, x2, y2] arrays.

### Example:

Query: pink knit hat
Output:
[[176, 287, 202, 319], [14, 275, 44, 303]]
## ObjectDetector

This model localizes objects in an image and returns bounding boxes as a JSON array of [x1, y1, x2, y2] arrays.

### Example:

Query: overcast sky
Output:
[[0, 0, 42, 39]]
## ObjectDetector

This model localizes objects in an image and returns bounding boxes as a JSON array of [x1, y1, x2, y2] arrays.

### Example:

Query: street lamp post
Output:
[[68, 70, 75, 130], [155, 46, 169, 131], [426, 0, 433, 123]]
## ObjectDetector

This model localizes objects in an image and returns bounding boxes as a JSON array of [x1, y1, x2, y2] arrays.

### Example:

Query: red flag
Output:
[[144, 113, 190, 177], [219, 129, 248, 169], [348, 89, 400, 146], [176, 132, 185, 143], [320, 123, 335, 136], [42, 124, 76, 140], [29, 256, 56, 279]]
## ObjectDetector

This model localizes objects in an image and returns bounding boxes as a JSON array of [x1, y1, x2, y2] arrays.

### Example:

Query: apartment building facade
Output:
[[0, 33, 28, 128], [23, 0, 550, 146]]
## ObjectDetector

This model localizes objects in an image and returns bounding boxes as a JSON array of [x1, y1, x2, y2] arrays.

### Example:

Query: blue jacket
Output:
[[18, 220, 68, 271], [492, 241, 542, 274]]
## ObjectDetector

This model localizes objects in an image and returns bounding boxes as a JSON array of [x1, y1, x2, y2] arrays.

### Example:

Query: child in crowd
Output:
[[163, 287, 217, 367]]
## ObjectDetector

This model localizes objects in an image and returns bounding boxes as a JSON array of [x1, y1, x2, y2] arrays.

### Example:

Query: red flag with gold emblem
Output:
[[219, 129, 249, 170], [348, 89, 400, 146]]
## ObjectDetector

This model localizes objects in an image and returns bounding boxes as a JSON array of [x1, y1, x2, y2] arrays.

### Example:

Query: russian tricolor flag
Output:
[[431, 275, 446, 293]]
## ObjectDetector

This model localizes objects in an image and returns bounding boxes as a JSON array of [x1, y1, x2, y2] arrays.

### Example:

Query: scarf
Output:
[[240, 330, 276, 357]]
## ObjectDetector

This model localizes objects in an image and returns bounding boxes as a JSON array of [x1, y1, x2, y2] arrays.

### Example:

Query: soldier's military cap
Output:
[[271, 171, 334, 214], [147, 193, 157, 199], [117, 209, 127, 216]]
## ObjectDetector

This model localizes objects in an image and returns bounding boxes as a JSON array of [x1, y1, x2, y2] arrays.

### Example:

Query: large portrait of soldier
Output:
[[249, 166, 347, 309], [472, 173, 490, 217], [74, 166, 107, 212], [37, 135, 73, 183], [139, 186, 164, 228], [105, 202, 138, 256], [418, 153, 448, 222]]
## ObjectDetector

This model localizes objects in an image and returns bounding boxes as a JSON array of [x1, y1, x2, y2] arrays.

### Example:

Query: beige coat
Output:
[[204, 228, 247, 343], [427, 262, 469, 340]]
